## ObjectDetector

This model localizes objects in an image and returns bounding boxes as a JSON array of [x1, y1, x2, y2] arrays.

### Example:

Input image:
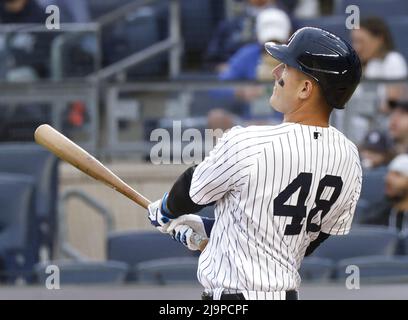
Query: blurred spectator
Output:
[[204, 0, 285, 72], [361, 154, 408, 231], [379, 82, 408, 114], [359, 130, 394, 170], [0, 0, 51, 80], [343, 18, 407, 143], [220, 8, 291, 82], [351, 17, 408, 80], [208, 7, 291, 130], [0, 0, 53, 142], [388, 99, 408, 154], [37, 0, 91, 23], [292, 0, 320, 18], [0, 0, 46, 23]]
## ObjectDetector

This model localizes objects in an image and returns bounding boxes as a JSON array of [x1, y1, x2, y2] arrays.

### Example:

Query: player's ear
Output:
[[298, 79, 313, 101]]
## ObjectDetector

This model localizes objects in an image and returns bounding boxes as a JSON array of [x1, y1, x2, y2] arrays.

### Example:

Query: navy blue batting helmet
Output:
[[265, 27, 362, 109]]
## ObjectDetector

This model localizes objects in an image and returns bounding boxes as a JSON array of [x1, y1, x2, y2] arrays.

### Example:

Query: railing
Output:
[[0, 0, 182, 154], [57, 189, 115, 261], [0, 23, 101, 80], [100, 78, 408, 159], [0, 81, 99, 153], [90, 0, 182, 81]]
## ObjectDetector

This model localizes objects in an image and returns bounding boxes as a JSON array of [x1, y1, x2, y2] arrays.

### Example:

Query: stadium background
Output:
[[0, 0, 408, 299]]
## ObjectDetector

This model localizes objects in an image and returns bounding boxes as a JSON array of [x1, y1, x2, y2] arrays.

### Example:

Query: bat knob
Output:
[[191, 232, 208, 252]]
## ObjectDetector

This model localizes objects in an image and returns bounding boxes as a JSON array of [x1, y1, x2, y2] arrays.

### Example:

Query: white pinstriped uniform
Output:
[[189, 123, 362, 300]]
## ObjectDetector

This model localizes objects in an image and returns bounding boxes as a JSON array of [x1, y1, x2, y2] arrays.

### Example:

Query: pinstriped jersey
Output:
[[189, 123, 362, 300]]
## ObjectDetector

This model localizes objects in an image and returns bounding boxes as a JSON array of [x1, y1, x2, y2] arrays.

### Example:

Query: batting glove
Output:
[[147, 193, 174, 233], [167, 214, 214, 251]]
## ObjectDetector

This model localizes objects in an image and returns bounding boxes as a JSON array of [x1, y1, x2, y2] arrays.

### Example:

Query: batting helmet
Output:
[[265, 27, 362, 109]]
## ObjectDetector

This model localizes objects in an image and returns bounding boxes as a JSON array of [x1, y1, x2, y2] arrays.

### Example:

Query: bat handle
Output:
[[191, 232, 209, 252]]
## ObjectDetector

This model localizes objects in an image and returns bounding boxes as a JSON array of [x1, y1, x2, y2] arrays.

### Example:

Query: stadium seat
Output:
[[313, 226, 399, 262], [352, 199, 370, 224], [34, 260, 129, 285], [0, 48, 8, 80], [0, 104, 52, 142], [293, 16, 351, 42], [136, 257, 199, 285], [107, 231, 198, 281], [360, 167, 387, 206], [299, 257, 334, 282], [52, 33, 98, 79], [180, 0, 222, 57], [334, 0, 408, 17], [402, 233, 408, 255], [0, 173, 35, 282], [102, 6, 164, 78], [335, 256, 408, 283], [0, 143, 59, 261], [152, 0, 225, 56], [88, 0, 134, 19]]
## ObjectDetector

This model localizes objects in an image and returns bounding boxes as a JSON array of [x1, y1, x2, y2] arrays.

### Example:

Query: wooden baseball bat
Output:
[[34, 124, 208, 251]]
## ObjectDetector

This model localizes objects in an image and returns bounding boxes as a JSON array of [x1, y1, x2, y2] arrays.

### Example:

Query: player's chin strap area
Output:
[[202, 289, 299, 300]]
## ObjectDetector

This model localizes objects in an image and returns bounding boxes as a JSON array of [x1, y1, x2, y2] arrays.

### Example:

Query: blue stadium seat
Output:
[[336, 256, 408, 283], [313, 226, 399, 262], [34, 260, 129, 285], [293, 16, 351, 42], [107, 231, 198, 281], [103, 7, 164, 78], [299, 257, 334, 282], [181, 0, 221, 54], [0, 104, 52, 142], [0, 143, 59, 261], [360, 167, 387, 206], [88, 0, 134, 19], [0, 173, 34, 282], [386, 17, 408, 63], [402, 233, 408, 255], [334, 0, 408, 17], [55, 33, 98, 78], [136, 257, 199, 285], [352, 198, 370, 224]]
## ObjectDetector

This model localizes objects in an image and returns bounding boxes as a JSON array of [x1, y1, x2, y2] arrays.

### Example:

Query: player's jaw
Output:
[[269, 63, 298, 114]]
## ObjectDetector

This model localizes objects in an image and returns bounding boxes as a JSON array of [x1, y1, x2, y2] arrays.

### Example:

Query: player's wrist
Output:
[[160, 192, 175, 220]]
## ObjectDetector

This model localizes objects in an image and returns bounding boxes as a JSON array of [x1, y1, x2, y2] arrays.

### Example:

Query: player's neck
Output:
[[283, 98, 331, 128], [283, 107, 330, 128]]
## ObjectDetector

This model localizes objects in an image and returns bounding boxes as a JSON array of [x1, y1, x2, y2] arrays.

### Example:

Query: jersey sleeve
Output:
[[189, 126, 250, 205], [320, 162, 362, 235]]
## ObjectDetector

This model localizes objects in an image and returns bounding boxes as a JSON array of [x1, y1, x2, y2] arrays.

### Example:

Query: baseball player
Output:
[[147, 27, 363, 300]]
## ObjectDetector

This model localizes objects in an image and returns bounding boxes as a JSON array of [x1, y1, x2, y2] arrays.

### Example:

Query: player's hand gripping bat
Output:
[[34, 124, 208, 251]]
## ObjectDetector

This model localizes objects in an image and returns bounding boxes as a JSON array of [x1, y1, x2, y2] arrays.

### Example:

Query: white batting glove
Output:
[[147, 193, 174, 233], [167, 214, 213, 251]]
